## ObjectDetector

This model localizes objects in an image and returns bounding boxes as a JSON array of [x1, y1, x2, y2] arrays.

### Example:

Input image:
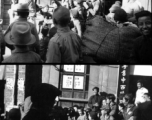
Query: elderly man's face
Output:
[[138, 16, 151, 36]]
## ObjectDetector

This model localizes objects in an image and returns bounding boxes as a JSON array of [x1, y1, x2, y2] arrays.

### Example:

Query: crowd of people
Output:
[[1, 80, 151, 120], [0, 0, 152, 63]]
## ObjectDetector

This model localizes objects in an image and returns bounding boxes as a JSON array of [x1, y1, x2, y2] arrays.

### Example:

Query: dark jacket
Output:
[[88, 94, 102, 111], [133, 35, 152, 63]]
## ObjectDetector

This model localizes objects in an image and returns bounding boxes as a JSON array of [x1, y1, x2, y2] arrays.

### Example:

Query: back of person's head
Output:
[[31, 83, 61, 109], [106, 93, 115, 102], [135, 10, 152, 21], [114, 8, 128, 23], [15, 3, 29, 18], [53, 6, 71, 27], [8, 108, 21, 120]]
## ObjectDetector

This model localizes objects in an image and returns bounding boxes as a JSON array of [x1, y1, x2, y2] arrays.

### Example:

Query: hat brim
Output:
[[4, 31, 36, 45]]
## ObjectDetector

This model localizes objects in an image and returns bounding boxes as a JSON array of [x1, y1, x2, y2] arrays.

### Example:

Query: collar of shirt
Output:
[[16, 17, 28, 21], [12, 47, 30, 53], [57, 26, 70, 33]]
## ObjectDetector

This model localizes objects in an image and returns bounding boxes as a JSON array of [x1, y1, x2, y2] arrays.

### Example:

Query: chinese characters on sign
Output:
[[117, 65, 129, 97], [62, 75, 73, 88], [17, 65, 25, 105], [74, 76, 84, 89], [64, 65, 74, 72], [4, 65, 16, 112], [75, 65, 85, 73]]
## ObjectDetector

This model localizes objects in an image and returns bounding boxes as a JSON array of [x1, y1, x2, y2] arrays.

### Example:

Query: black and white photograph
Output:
[[0, 65, 152, 120], [0, 0, 151, 63]]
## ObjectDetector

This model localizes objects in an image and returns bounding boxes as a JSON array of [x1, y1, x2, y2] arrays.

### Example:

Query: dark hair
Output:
[[137, 80, 143, 85], [119, 94, 124, 100], [106, 94, 115, 102], [135, 10, 152, 21], [41, 27, 49, 37], [114, 8, 128, 23], [17, 11, 29, 18], [53, 17, 70, 27], [53, 7, 70, 27], [92, 87, 99, 92]]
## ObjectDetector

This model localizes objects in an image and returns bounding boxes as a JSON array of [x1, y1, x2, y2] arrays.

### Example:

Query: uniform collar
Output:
[[12, 47, 30, 53], [57, 26, 70, 33]]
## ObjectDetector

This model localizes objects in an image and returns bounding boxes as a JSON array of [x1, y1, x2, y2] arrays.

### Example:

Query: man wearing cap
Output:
[[4, 3, 40, 54], [88, 87, 102, 113], [22, 83, 61, 120], [46, 6, 82, 63], [2, 21, 41, 63]]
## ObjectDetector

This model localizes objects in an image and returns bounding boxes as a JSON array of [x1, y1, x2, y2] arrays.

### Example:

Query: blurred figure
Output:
[[123, 93, 138, 120], [4, 3, 40, 54], [106, 94, 118, 120], [100, 106, 114, 120], [88, 87, 102, 112], [22, 83, 61, 120], [117, 103, 125, 120], [118, 94, 124, 104], [77, 107, 87, 120], [46, 6, 82, 63], [7, 108, 21, 120], [133, 10, 152, 63], [138, 93, 152, 120], [135, 80, 148, 106]]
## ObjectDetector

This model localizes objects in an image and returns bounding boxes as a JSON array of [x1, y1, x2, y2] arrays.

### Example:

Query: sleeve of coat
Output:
[[109, 105, 117, 116], [88, 96, 93, 108], [46, 40, 61, 63]]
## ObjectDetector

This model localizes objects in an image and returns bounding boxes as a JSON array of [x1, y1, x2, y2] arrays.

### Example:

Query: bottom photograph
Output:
[[0, 65, 152, 120]]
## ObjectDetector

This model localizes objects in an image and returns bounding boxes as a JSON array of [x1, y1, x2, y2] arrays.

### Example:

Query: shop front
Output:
[[0, 65, 152, 115]]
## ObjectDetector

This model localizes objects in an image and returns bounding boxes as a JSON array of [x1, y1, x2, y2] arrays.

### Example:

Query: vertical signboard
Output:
[[117, 65, 130, 98], [4, 65, 16, 112], [17, 65, 25, 105]]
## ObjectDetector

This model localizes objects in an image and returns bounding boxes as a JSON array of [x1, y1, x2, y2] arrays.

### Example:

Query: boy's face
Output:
[[102, 100, 106, 106], [101, 109, 105, 115], [138, 16, 151, 36]]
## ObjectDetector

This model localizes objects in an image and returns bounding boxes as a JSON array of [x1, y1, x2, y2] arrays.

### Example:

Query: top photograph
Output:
[[0, 0, 151, 63]]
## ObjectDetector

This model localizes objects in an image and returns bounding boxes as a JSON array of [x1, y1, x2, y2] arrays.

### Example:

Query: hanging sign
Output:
[[74, 76, 84, 89], [63, 65, 74, 72], [117, 65, 130, 97], [75, 65, 85, 73], [4, 65, 16, 112], [62, 75, 73, 89]]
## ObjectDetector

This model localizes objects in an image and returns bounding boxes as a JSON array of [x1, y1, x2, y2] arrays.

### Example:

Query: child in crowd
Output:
[[100, 106, 114, 120], [77, 107, 87, 120], [3, 21, 41, 63]]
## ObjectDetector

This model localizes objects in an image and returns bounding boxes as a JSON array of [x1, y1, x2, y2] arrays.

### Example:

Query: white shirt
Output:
[[135, 87, 148, 105]]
